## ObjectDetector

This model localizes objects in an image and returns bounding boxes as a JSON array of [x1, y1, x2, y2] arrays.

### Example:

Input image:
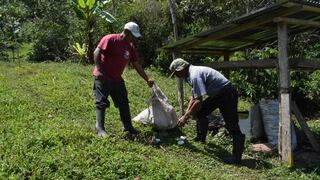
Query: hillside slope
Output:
[[0, 61, 319, 179]]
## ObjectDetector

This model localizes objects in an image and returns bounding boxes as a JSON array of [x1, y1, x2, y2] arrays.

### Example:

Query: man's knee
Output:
[[95, 101, 110, 110], [118, 104, 130, 111], [225, 124, 241, 135], [195, 110, 208, 120]]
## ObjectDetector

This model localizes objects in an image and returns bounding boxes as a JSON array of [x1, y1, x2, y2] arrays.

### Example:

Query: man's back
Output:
[[93, 34, 138, 81], [187, 65, 230, 98]]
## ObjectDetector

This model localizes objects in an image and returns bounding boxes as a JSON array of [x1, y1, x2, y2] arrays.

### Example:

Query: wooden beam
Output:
[[178, 50, 227, 55], [291, 101, 320, 152], [178, 6, 302, 50], [205, 37, 257, 43], [200, 59, 277, 70], [302, 5, 320, 13], [278, 22, 293, 166], [290, 58, 320, 69], [197, 58, 320, 70], [274, 17, 320, 28]]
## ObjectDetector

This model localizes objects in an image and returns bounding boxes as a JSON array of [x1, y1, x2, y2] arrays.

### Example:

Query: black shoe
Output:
[[223, 156, 241, 164], [124, 127, 140, 135], [223, 133, 245, 164], [193, 136, 206, 144]]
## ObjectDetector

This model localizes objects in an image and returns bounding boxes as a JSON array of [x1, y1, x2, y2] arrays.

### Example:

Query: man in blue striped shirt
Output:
[[169, 58, 245, 164]]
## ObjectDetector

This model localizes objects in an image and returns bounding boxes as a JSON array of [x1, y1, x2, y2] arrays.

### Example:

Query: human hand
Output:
[[177, 115, 188, 127], [96, 70, 104, 77], [94, 70, 104, 80], [94, 66, 104, 78], [147, 79, 154, 88]]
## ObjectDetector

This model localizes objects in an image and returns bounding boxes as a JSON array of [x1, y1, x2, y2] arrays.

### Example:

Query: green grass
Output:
[[0, 61, 319, 179]]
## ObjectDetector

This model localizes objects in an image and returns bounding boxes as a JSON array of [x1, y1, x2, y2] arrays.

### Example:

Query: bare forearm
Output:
[[184, 99, 201, 119], [132, 62, 154, 87], [177, 98, 202, 127], [133, 62, 149, 82], [94, 48, 103, 69]]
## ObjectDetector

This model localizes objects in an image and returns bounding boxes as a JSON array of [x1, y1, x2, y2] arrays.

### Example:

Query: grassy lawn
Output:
[[0, 61, 319, 179]]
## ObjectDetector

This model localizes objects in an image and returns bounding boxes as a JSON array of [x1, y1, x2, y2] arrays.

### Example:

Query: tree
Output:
[[0, 0, 27, 61], [71, 0, 116, 64]]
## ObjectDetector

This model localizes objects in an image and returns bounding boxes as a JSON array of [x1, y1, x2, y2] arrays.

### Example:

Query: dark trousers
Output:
[[93, 78, 133, 130], [195, 84, 242, 139]]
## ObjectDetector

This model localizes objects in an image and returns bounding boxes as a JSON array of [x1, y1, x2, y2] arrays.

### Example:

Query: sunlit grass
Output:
[[0, 61, 319, 179]]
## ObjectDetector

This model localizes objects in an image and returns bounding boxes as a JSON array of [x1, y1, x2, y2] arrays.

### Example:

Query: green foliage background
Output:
[[0, 0, 319, 113]]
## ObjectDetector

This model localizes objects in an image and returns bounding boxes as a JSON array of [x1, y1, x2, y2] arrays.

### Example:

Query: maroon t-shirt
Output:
[[93, 34, 138, 81]]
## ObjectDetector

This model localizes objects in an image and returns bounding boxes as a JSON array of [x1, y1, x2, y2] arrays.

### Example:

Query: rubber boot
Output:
[[119, 105, 139, 135], [96, 108, 107, 137], [193, 120, 207, 143], [223, 133, 245, 164]]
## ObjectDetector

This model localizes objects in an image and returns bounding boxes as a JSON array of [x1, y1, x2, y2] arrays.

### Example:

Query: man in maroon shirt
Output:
[[93, 22, 154, 137]]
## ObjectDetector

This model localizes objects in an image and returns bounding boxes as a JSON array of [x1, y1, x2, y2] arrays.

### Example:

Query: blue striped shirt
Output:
[[185, 65, 230, 98]]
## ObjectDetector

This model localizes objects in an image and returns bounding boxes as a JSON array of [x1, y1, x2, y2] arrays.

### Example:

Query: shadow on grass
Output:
[[293, 149, 320, 175], [205, 142, 273, 169], [133, 128, 273, 169], [128, 127, 184, 146]]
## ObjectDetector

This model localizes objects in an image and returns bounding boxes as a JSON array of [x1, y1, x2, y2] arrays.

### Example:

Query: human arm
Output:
[[93, 48, 104, 77], [177, 96, 203, 127], [132, 61, 154, 87]]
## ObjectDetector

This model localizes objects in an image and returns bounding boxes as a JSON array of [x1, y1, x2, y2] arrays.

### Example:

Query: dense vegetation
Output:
[[1, 61, 319, 179], [1, 0, 319, 115]]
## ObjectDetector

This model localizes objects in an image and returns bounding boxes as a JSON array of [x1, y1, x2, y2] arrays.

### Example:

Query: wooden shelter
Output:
[[162, 0, 320, 166]]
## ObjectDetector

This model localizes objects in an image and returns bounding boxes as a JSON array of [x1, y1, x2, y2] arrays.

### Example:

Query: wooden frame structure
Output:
[[162, 0, 320, 166]]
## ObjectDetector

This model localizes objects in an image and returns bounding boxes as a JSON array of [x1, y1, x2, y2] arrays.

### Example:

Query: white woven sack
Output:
[[133, 85, 178, 129], [132, 107, 153, 124], [148, 85, 178, 129]]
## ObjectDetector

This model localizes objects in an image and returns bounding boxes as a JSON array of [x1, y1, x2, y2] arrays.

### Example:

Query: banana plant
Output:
[[71, 0, 116, 64], [72, 42, 87, 63]]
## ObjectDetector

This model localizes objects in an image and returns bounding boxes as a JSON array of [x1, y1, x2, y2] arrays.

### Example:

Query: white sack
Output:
[[133, 85, 178, 129], [133, 107, 153, 125]]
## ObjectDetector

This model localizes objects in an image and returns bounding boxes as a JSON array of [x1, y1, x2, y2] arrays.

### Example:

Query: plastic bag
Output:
[[249, 104, 265, 139], [259, 99, 297, 149], [133, 85, 178, 129]]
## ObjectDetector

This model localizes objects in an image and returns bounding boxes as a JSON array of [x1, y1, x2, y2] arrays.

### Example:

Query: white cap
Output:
[[124, 22, 141, 38]]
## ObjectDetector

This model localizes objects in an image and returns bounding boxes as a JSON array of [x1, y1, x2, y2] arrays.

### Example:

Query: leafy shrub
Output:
[[29, 23, 71, 62], [229, 47, 320, 117], [291, 70, 320, 117], [27, 1, 74, 61], [230, 48, 278, 104]]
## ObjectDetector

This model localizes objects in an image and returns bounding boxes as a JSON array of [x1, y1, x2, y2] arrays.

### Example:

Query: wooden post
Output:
[[291, 101, 320, 152], [168, 0, 184, 115], [277, 22, 293, 166], [223, 53, 230, 79]]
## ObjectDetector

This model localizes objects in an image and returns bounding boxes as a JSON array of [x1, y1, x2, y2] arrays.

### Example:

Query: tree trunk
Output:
[[112, 0, 117, 15], [168, 0, 184, 115], [87, 19, 95, 64]]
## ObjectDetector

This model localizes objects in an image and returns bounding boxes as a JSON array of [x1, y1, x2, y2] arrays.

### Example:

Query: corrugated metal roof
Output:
[[162, 0, 320, 55]]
